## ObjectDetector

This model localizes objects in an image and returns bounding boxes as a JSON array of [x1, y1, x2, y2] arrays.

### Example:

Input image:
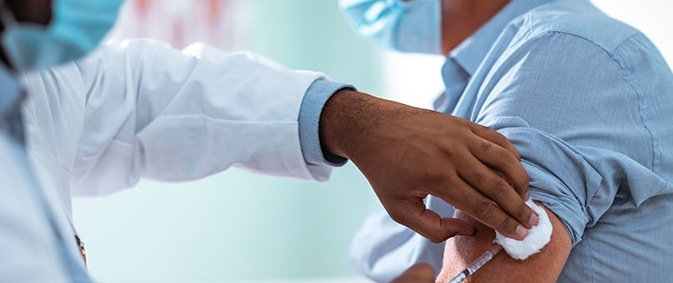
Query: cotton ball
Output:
[[495, 199, 552, 260]]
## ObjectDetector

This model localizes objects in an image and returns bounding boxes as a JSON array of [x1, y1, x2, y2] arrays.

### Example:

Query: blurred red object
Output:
[[113, 0, 247, 50]]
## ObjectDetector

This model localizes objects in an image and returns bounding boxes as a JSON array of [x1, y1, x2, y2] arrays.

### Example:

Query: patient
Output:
[[345, 0, 673, 282]]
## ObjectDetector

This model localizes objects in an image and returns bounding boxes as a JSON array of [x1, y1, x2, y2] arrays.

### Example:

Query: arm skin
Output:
[[319, 89, 537, 242], [436, 203, 571, 283], [393, 264, 436, 283]]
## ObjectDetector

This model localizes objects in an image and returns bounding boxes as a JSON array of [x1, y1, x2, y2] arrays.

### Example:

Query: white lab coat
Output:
[[15, 39, 334, 279], [0, 133, 89, 283]]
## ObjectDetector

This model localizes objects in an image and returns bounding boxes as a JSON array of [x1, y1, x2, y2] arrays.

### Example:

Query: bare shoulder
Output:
[[436, 203, 571, 283]]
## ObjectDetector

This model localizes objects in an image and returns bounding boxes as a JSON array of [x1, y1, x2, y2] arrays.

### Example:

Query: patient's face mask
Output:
[[340, 0, 441, 54], [0, 0, 125, 72]]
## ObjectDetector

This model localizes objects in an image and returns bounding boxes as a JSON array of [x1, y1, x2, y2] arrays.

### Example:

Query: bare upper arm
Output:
[[436, 202, 571, 283]]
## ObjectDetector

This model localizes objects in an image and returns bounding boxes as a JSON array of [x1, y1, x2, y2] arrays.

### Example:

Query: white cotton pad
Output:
[[494, 199, 552, 260]]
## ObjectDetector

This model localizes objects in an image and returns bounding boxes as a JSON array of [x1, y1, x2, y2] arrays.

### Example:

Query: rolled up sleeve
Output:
[[476, 32, 669, 246]]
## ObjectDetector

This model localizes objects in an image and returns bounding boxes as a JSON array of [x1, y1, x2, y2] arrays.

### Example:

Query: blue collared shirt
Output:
[[349, 0, 673, 282]]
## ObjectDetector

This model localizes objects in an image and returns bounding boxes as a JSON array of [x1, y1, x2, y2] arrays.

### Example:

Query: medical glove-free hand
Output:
[[320, 90, 536, 242]]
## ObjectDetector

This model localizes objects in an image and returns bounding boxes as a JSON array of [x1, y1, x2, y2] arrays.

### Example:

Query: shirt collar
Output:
[[449, 0, 556, 76], [0, 65, 23, 119]]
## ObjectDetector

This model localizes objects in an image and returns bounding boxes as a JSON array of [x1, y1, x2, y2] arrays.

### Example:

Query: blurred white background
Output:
[[76, 1, 382, 282], [72, 1, 673, 282]]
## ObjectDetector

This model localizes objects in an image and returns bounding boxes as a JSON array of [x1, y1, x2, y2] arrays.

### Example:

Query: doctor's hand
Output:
[[320, 89, 537, 242], [392, 264, 436, 283]]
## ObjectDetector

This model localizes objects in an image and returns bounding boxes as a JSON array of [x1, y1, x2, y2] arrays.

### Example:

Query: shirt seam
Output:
[[605, 33, 659, 174], [533, 31, 658, 173]]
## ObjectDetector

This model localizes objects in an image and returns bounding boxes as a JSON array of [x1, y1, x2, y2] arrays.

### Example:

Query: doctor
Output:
[[1, 0, 534, 281]]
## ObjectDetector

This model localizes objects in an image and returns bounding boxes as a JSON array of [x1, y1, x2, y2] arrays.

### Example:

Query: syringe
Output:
[[446, 243, 502, 283]]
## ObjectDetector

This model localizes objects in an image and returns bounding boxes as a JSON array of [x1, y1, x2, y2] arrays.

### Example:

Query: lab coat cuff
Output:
[[299, 79, 352, 167]]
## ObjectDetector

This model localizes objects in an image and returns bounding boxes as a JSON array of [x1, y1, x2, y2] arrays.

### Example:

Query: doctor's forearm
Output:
[[319, 89, 392, 161]]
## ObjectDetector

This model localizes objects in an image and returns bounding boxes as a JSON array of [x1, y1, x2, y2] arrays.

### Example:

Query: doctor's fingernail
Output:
[[529, 212, 539, 227], [515, 225, 528, 239]]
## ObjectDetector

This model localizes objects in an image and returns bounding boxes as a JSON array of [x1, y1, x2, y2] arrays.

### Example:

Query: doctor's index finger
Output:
[[471, 123, 520, 158], [386, 199, 474, 243], [470, 127, 529, 194], [457, 149, 535, 231], [431, 174, 533, 240]]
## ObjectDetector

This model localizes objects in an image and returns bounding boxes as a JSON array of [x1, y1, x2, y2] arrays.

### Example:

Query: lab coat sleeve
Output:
[[22, 39, 340, 196]]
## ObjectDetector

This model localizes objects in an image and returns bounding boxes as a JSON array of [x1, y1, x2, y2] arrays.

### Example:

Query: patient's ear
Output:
[[436, 203, 571, 283]]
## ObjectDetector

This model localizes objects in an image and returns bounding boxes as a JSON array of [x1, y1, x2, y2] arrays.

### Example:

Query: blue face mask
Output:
[[0, 0, 125, 72], [339, 0, 441, 54]]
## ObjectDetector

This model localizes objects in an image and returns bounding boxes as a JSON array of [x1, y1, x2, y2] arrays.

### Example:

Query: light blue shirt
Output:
[[299, 79, 351, 166], [349, 0, 673, 282]]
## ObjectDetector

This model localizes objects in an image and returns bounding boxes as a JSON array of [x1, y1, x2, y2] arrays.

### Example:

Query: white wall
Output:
[[592, 0, 673, 65]]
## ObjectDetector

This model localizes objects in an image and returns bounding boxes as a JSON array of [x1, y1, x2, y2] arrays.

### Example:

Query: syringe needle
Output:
[[446, 244, 502, 283]]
